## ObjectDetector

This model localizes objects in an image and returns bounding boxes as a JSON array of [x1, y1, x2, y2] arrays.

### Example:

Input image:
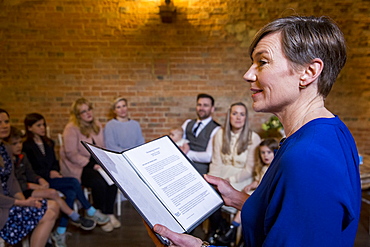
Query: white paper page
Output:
[[123, 136, 223, 231], [86, 144, 184, 233]]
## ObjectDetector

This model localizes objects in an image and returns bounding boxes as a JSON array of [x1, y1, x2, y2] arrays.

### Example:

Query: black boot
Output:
[[216, 224, 237, 244]]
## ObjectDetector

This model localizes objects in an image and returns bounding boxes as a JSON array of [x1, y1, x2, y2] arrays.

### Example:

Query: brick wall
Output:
[[0, 0, 369, 155]]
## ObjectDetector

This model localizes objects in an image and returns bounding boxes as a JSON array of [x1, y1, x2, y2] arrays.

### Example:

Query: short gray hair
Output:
[[249, 16, 346, 98]]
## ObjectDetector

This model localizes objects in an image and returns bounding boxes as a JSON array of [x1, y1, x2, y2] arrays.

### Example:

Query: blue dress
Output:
[[0, 143, 47, 245], [241, 116, 361, 246], [0, 200, 47, 245]]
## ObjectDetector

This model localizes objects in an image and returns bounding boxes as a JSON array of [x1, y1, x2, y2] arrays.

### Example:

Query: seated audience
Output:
[[5, 126, 96, 231], [23, 113, 109, 246], [60, 98, 120, 233], [0, 108, 59, 247]]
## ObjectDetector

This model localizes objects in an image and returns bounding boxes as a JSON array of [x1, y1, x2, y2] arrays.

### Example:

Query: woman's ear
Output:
[[299, 58, 324, 88]]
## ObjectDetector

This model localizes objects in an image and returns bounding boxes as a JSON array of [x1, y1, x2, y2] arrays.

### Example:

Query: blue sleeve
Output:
[[263, 126, 360, 246]]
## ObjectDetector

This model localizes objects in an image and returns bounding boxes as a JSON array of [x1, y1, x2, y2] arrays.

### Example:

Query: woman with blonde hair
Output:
[[207, 102, 261, 244], [104, 97, 144, 152], [209, 102, 261, 191], [60, 98, 119, 232]]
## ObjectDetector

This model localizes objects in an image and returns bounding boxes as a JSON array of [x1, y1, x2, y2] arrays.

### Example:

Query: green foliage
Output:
[[262, 116, 283, 131]]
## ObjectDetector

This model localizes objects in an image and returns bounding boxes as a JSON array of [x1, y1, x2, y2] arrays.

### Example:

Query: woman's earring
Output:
[[299, 84, 307, 89]]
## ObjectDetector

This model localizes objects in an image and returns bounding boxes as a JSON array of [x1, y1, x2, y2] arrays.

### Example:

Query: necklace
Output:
[[284, 106, 324, 138]]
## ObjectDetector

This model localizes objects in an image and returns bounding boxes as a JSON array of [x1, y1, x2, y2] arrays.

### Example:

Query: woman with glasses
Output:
[[60, 98, 120, 233]]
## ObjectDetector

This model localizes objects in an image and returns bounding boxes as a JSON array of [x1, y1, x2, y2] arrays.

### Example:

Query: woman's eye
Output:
[[258, 60, 267, 66]]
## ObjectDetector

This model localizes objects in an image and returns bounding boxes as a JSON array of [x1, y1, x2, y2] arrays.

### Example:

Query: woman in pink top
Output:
[[60, 98, 120, 232]]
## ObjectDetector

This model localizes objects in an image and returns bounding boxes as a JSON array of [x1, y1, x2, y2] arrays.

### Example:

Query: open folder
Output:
[[82, 135, 223, 245]]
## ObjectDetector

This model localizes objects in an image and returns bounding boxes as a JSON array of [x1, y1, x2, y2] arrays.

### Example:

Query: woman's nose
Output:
[[243, 66, 256, 83]]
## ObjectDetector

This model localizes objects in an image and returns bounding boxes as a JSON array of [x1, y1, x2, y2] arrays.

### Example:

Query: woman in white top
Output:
[[208, 102, 261, 191], [206, 102, 260, 243], [104, 97, 145, 152]]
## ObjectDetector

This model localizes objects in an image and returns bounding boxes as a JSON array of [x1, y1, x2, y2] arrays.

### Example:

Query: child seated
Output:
[[6, 126, 96, 228], [0, 108, 59, 247], [5, 126, 99, 246], [216, 138, 278, 245]]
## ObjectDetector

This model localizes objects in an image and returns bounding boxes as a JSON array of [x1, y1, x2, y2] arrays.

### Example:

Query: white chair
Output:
[[116, 190, 124, 216], [57, 133, 63, 147]]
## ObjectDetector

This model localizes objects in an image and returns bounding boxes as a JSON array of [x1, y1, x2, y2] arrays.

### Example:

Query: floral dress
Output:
[[0, 143, 47, 245]]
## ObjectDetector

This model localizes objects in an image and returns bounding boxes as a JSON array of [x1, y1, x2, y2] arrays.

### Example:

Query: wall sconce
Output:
[[159, 0, 176, 23]]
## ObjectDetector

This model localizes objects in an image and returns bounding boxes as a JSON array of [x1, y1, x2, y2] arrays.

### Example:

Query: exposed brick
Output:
[[1, 0, 369, 154]]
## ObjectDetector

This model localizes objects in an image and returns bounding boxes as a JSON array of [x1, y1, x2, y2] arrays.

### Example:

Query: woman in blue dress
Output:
[[151, 15, 361, 247]]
